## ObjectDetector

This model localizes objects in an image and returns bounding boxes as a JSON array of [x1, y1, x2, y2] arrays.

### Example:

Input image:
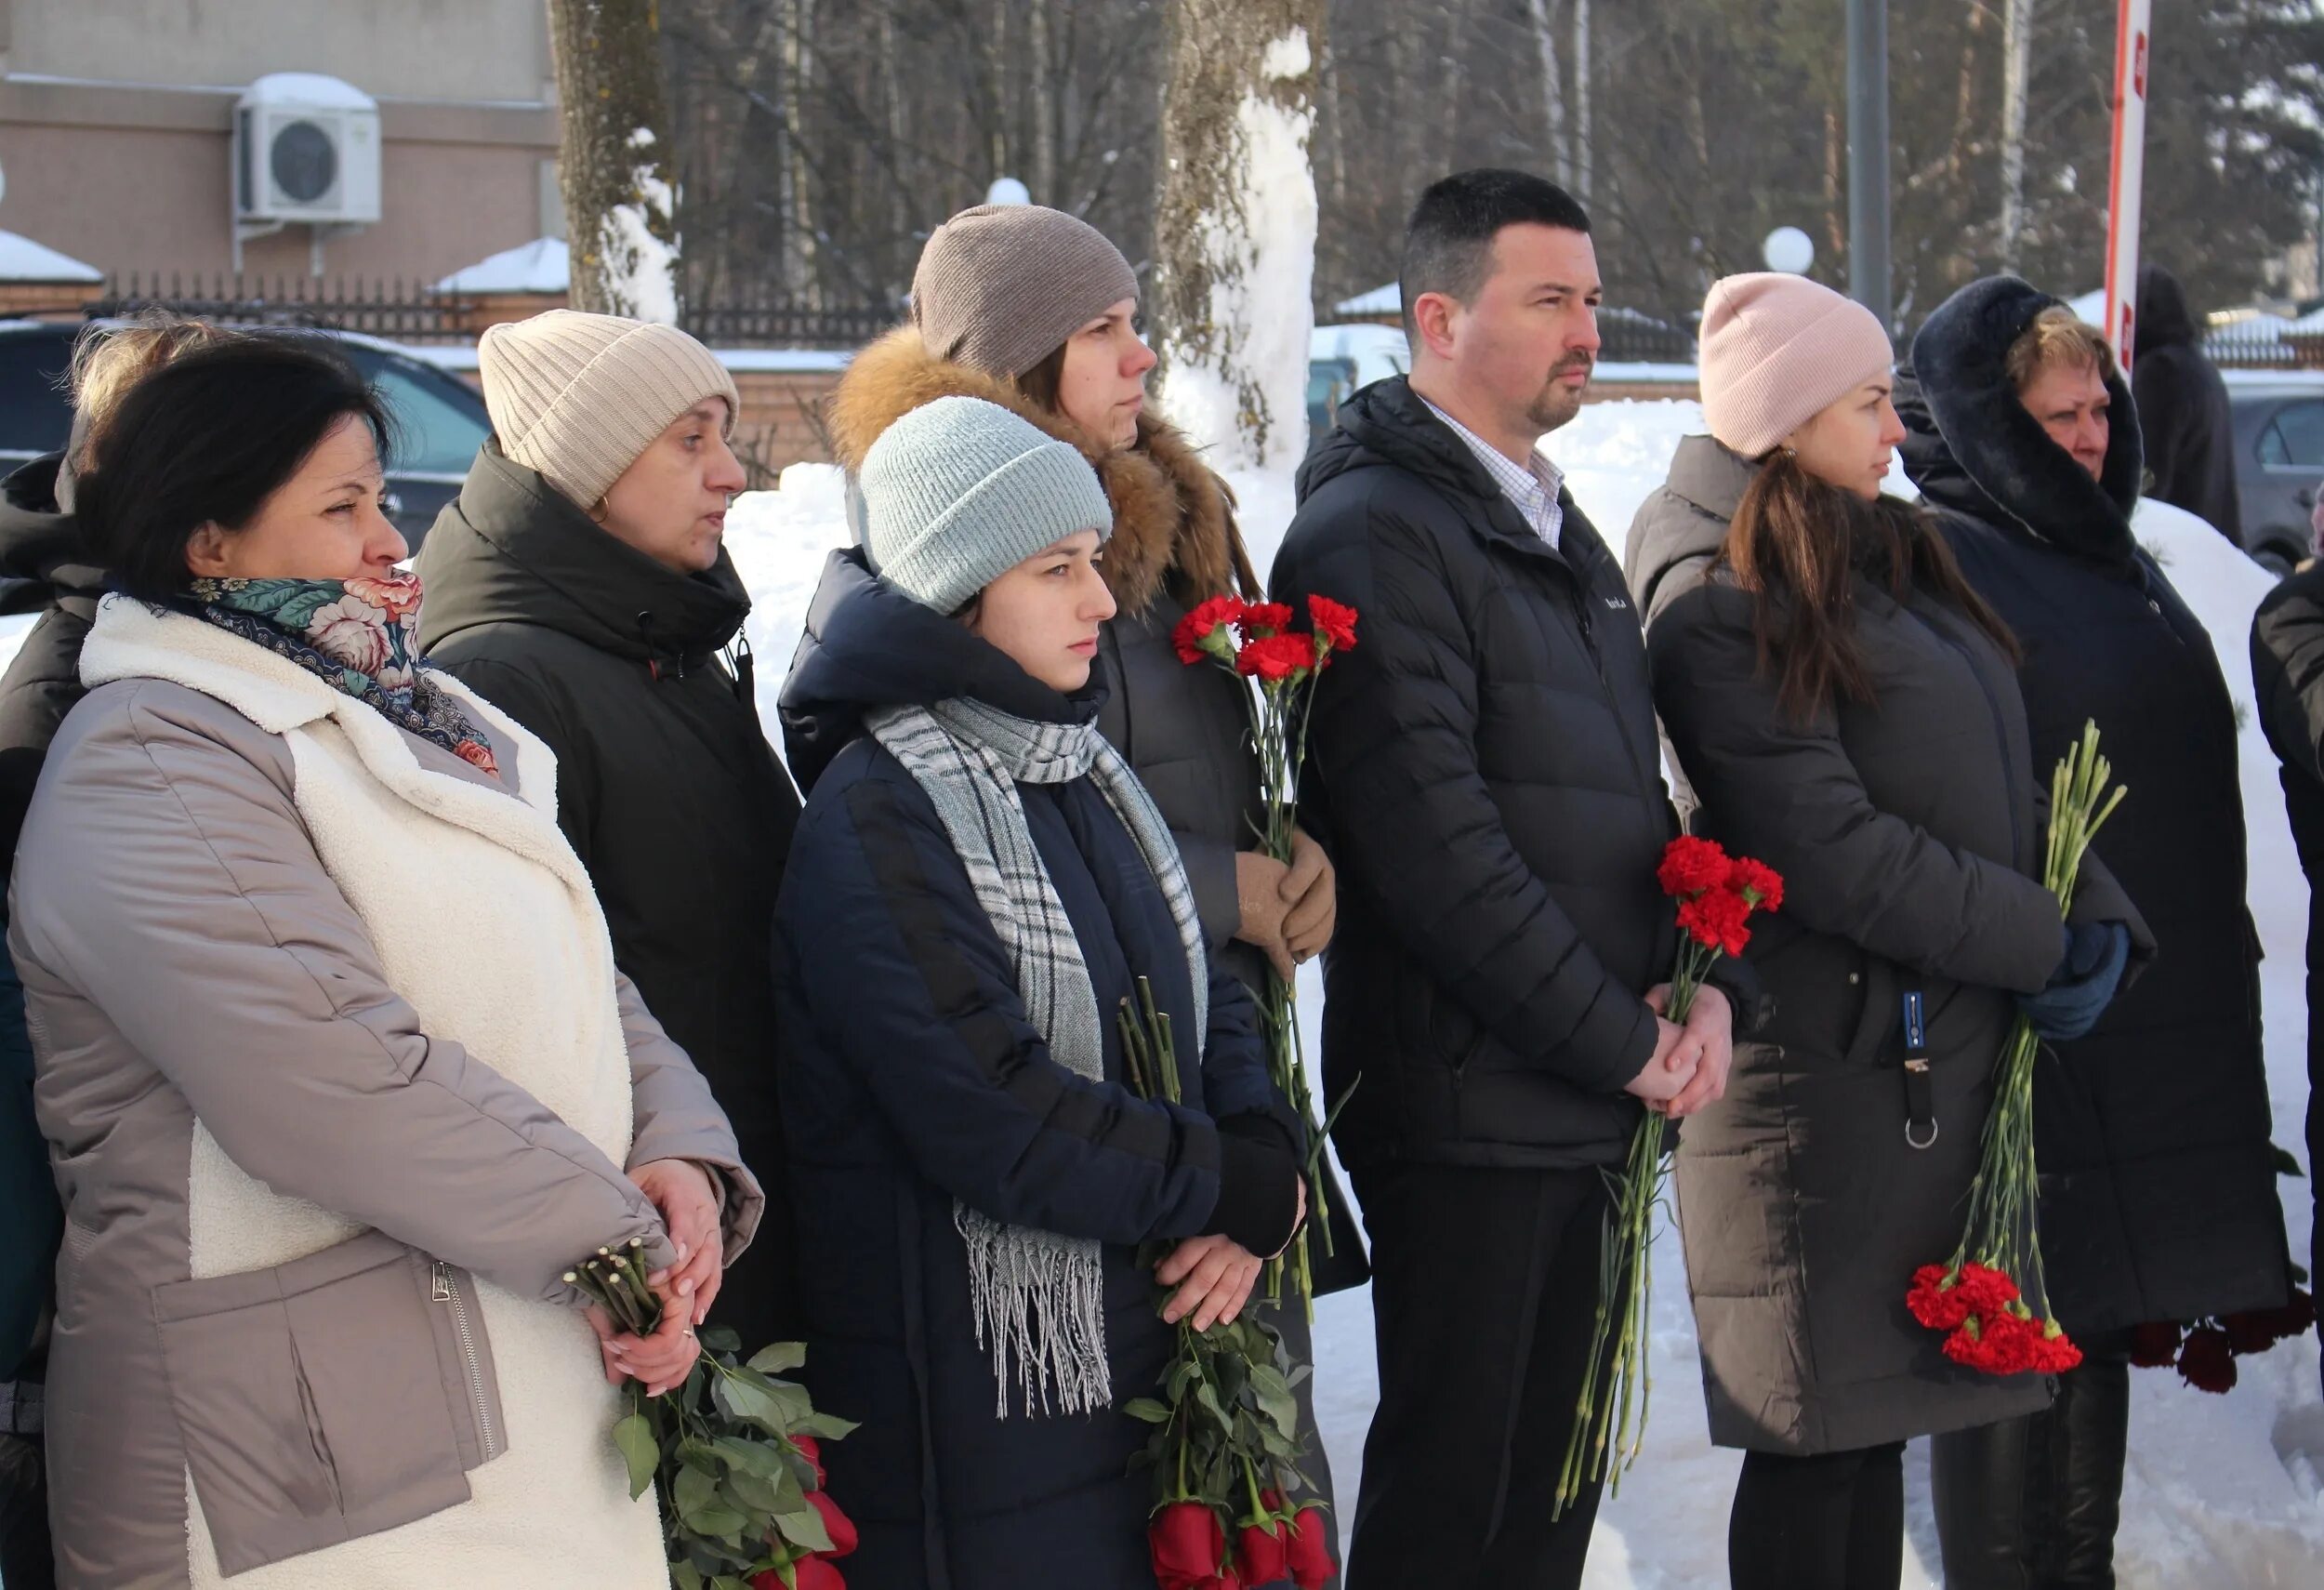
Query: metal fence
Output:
[[79, 273, 901, 351], [88, 273, 472, 342], [2203, 318, 2317, 370]]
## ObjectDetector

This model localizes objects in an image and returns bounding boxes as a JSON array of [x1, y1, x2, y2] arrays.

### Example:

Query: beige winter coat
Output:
[[7, 596, 763, 1588]]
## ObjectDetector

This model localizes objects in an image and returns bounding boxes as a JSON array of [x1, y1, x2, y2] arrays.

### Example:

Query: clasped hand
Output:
[[584, 1158, 724, 1398], [1626, 982, 1735, 1120]]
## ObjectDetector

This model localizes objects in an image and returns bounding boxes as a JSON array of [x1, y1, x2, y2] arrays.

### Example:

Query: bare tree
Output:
[[548, 0, 680, 320], [1999, 0, 2034, 268], [1152, 0, 1327, 471], [1527, 0, 1567, 187]]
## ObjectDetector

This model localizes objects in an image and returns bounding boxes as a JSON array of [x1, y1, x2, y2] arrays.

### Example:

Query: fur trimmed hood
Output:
[[827, 326, 1258, 616], [1897, 275, 2144, 567]]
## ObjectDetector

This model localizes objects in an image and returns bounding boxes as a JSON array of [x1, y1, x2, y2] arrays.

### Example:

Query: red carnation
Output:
[[2028, 1318, 2083, 1374], [2177, 1324, 2238, 1394], [1241, 601, 1295, 637], [1151, 1501, 1229, 1590], [1955, 1264, 2023, 1317], [1908, 1265, 1976, 1331], [1676, 887, 1753, 956], [1725, 856, 1785, 913], [1175, 595, 1248, 666], [1236, 632, 1319, 685], [1307, 594, 1360, 654], [1235, 1519, 1289, 1585], [1284, 1507, 1336, 1590], [807, 1488, 858, 1558], [1657, 836, 1731, 898], [2129, 1320, 2185, 1369]]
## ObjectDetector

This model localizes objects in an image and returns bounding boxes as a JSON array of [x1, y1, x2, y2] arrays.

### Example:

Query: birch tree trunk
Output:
[[1572, 0, 1591, 200], [548, 0, 680, 322], [1152, 0, 1325, 474], [1528, 0, 1567, 187], [2000, 0, 2034, 268]]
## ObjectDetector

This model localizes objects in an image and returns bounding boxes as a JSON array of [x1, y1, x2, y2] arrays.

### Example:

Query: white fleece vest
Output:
[[79, 598, 667, 1589]]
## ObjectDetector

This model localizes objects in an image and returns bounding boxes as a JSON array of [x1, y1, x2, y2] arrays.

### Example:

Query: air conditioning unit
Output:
[[233, 73, 381, 227]]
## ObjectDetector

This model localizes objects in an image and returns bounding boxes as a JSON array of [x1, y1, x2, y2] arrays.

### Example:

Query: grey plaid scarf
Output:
[[867, 696, 1207, 1417]]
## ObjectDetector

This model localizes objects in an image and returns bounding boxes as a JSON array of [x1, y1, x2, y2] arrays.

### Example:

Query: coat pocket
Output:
[[152, 1230, 503, 1575]]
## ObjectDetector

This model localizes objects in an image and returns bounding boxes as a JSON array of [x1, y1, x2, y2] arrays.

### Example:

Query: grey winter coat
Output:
[[1631, 473, 2150, 1455], [7, 598, 761, 1588]]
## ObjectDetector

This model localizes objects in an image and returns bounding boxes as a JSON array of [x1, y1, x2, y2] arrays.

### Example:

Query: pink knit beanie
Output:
[[1698, 273, 1895, 458]]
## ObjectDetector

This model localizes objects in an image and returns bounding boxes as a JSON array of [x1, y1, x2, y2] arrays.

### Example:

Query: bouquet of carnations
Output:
[[1905, 722, 2124, 1379], [1173, 592, 1361, 1313], [1553, 835, 1783, 1516], [1115, 978, 1336, 1590], [567, 1246, 858, 1590]]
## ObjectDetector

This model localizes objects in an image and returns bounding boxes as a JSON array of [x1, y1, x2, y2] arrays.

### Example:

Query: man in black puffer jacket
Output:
[[1273, 170, 1746, 1590], [1902, 275, 2291, 1590]]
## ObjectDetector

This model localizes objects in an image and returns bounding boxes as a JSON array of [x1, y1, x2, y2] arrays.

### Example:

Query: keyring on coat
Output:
[[1904, 1118, 1940, 1150]]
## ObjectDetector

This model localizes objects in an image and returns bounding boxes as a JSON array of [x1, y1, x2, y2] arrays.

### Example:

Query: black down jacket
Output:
[[1637, 493, 2151, 1455], [1270, 378, 1684, 1173], [1903, 273, 2289, 1332], [2133, 263, 2243, 544], [2249, 562, 2324, 1393], [773, 550, 1298, 1590], [414, 442, 805, 1339]]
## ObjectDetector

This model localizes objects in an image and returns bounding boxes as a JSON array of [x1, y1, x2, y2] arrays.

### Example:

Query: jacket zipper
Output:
[[434, 1261, 500, 1462]]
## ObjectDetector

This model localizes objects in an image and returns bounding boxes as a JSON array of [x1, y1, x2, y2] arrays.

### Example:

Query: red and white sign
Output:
[[2103, 0, 2152, 372]]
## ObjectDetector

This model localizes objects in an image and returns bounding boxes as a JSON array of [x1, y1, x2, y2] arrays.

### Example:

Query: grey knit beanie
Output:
[[860, 396, 1115, 614], [912, 205, 1141, 378], [478, 310, 741, 510]]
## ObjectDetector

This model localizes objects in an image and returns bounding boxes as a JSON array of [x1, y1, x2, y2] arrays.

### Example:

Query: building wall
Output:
[[0, 0, 556, 284]]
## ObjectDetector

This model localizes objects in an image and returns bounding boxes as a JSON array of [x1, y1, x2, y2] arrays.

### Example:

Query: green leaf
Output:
[[710, 1578, 752, 1590], [709, 1434, 790, 1479], [689, 1504, 749, 1541], [711, 1370, 792, 1437], [772, 1500, 836, 1553], [673, 1463, 721, 1527], [697, 1325, 744, 1357], [671, 1564, 705, 1590], [611, 1412, 659, 1502], [1248, 1364, 1299, 1437], [722, 1464, 785, 1518], [1121, 1398, 1173, 1424], [748, 1341, 810, 1374], [794, 1411, 861, 1439]]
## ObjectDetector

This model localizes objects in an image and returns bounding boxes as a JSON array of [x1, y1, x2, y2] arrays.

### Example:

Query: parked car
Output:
[[0, 319, 492, 554], [1309, 322, 1411, 448], [2227, 371, 2324, 576]]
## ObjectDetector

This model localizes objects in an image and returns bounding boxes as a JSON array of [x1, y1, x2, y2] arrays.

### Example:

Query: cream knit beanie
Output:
[[477, 310, 742, 509], [1698, 273, 1895, 459]]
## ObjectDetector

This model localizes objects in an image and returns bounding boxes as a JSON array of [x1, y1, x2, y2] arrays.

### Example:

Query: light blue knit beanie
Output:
[[858, 395, 1115, 614]]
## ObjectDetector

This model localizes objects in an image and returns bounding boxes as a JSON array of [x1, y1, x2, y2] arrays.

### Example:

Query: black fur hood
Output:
[[1895, 275, 2143, 567]]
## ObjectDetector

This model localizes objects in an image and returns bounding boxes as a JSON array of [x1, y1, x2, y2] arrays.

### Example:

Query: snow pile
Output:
[[597, 127, 680, 328], [243, 72, 377, 112], [435, 237, 569, 296], [0, 229, 101, 285], [1154, 27, 1318, 477], [721, 397, 2323, 1586]]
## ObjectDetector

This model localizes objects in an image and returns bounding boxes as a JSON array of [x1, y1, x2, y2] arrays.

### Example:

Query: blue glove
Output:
[[2015, 921, 2131, 1042]]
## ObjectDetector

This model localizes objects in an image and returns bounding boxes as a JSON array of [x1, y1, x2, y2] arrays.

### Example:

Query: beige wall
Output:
[[0, 0, 550, 103], [0, 0, 558, 284]]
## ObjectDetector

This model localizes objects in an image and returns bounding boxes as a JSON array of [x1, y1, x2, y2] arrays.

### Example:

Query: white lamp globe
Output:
[[1762, 226, 1815, 275], [984, 177, 1032, 207]]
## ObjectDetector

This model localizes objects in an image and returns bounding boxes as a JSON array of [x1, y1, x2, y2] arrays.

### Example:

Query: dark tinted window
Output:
[[0, 329, 79, 459], [2269, 401, 2324, 469]]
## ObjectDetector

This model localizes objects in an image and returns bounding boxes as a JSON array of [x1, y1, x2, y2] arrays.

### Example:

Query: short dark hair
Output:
[[77, 338, 395, 603], [1399, 169, 1591, 338]]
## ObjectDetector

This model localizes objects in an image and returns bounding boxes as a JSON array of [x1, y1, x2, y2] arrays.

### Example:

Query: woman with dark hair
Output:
[[7, 338, 759, 1588], [1627, 274, 2147, 1590], [775, 395, 1302, 1587]]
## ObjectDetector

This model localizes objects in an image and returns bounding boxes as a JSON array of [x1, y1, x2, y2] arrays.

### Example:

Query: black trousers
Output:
[[1345, 1163, 1612, 1590], [0, 1428, 53, 1590], [1727, 1441, 1906, 1590], [1930, 1338, 2133, 1590]]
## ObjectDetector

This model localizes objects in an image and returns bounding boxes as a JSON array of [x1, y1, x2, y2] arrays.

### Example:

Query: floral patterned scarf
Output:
[[181, 572, 501, 777]]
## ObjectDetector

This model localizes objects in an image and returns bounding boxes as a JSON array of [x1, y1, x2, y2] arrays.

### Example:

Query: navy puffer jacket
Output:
[[773, 550, 1295, 1590]]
